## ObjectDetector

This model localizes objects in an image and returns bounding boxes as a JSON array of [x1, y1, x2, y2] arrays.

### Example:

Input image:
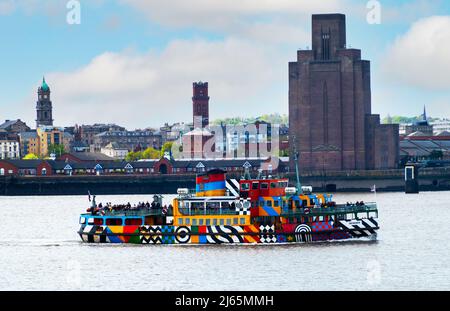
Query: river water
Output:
[[0, 191, 449, 291]]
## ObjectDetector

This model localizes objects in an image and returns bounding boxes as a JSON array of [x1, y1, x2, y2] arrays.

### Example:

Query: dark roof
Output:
[[71, 141, 89, 148], [61, 152, 115, 161], [19, 131, 37, 139], [0, 119, 27, 130], [171, 158, 278, 169], [3, 160, 44, 168], [2, 158, 286, 171]]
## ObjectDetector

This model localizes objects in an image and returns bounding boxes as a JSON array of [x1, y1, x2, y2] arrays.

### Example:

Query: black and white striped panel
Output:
[[206, 226, 244, 244], [226, 179, 240, 197], [79, 225, 106, 243], [338, 219, 378, 238]]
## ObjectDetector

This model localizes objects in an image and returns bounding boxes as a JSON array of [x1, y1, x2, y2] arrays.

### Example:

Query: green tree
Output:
[[23, 153, 39, 160], [160, 142, 174, 157], [142, 147, 160, 159], [48, 144, 65, 156], [125, 151, 141, 162]]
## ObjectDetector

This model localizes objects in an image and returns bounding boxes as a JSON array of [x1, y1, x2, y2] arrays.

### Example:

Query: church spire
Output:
[[423, 105, 427, 121]]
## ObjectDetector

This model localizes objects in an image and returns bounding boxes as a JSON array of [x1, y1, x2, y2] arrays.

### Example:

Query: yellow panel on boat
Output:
[[107, 226, 123, 234], [107, 226, 126, 242], [196, 190, 226, 197]]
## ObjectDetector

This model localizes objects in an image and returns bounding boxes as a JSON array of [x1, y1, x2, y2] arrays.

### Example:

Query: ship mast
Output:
[[293, 136, 303, 195]]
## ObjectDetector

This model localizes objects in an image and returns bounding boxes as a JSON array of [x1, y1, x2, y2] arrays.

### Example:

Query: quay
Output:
[[1, 167, 449, 196]]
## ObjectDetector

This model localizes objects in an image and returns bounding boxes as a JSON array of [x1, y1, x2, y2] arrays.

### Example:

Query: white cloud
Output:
[[31, 37, 289, 128], [383, 16, 450, 91], [120, 0, 344, 25], [119, 0, 344, 44], [0, 0, 15, 15]]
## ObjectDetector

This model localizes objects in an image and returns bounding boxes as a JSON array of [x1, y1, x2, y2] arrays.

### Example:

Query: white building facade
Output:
[[100, 142, 129, 160], [0, 140, 20, 159]]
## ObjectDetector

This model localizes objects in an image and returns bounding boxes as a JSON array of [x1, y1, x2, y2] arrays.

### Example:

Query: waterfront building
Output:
[[36, 77, 53, 128], [193, 82, 209, 128], [36, 126, 72, 157], [93, 130, 162, 151], [400, 133, 450, 163], [289, 14, 399, 172], [19, 127, 72, 157], [79, 123, 126, 148], [0, 140, 20, 160], [57, 152, 115, 163], [159, 122, 191, 144], [70, 141, 90, 153], [18, 131, 39, 156], [182, 128, 214, 159], [100, 142, 129, 160], [0, 157, 286, 177], [0, 159, 52, 176], [404, 107, 433, 136], [0, 119, 30, 134], [182, 81, 215, 158], [431, 119, 450, 135]]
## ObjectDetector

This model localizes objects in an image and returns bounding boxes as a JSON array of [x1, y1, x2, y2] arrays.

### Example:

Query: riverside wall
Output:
[[1, 167, 450, 196]]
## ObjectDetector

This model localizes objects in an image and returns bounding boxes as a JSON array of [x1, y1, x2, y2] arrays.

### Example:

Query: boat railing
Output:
[[100, 208, 173, 217], [178, 208, 237, 216], [281, 203, 377, 217]]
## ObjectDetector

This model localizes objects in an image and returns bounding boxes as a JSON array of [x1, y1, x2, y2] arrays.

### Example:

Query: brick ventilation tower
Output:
[[289, 14, 399, 172], [192, 82, 209, 128]]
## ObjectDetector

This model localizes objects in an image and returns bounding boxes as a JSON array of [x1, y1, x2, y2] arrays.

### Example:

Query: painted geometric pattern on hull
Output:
[[337, 219, 378, 238], [79, 221, 378, 244]]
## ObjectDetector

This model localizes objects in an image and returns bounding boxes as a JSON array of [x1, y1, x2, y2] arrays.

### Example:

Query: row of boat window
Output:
[[180, 199, 315, 210], [182, 201, 250, 209], [81, 217, 144, 226], [241, 181, 289, 191], [178, 217, 247, 226], [80, 217, 248, 226]]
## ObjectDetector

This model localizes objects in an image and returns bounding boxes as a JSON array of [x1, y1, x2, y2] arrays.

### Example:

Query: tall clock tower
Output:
[[36, 77, 53, 128]]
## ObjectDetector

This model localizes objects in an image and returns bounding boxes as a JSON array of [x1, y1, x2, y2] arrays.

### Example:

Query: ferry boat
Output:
[[78, 169, 379, 245]]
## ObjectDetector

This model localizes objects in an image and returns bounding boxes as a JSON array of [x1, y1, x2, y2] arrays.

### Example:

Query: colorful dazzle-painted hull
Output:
[[78, 219, 379, 244]]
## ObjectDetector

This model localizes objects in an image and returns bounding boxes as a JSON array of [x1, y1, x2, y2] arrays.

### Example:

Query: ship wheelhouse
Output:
[[173, 196, 251, 227]]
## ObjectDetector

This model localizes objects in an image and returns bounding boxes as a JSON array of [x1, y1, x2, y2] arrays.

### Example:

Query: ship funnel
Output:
[[196, 169, 226, 197]]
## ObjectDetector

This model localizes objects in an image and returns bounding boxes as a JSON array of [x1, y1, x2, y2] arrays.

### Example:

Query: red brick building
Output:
[[0, 157, 286, 177], [289, 14, 399, 172], [192, 82, 209, 128]]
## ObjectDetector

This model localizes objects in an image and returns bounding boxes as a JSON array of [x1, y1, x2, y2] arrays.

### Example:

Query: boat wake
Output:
[[0, 239, 80, 247]]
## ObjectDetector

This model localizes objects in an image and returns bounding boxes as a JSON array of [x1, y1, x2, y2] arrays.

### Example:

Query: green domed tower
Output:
[[36, 77, 53, 127]]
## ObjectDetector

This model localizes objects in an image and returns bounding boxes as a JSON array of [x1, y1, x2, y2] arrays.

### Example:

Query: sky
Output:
[[0, 0, 449, 129]]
